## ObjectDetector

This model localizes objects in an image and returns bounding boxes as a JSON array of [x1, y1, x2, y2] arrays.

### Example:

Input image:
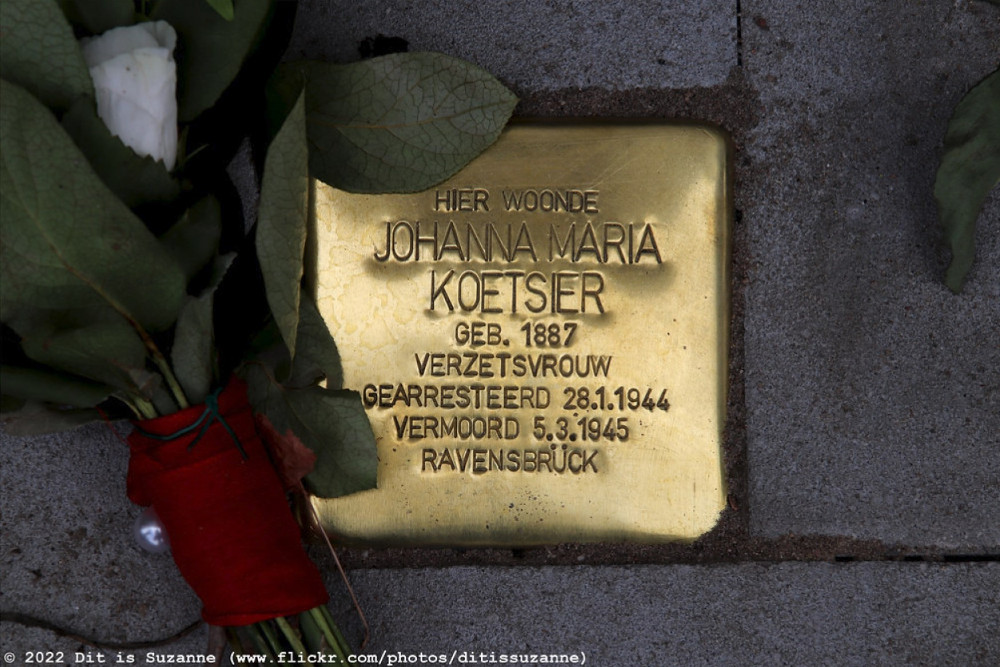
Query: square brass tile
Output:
[[310, 122, 730, 546]]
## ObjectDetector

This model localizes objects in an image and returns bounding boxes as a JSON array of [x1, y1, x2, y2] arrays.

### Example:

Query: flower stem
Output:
[[225, 627, 247, 657], [133, 395, 158, 420], [256, 620, 284, 660], [123, 314, 190, 412], [276, 616, 314, 666], [311, 605, 351, 663], [150, 351, 190, 411], [244, 624, 276, 663], [322, 605, 352, 659], [298, 609, 323, 653]]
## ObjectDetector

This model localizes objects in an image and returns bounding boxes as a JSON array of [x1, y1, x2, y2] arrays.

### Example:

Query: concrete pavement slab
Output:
[[0, 426, 201, 653], [3, 0, 999, 663], [0, 624, 210, 667], [323, 562, 1000, 666], [286, 0, 737, 90], [741, 0, 1000, 547]]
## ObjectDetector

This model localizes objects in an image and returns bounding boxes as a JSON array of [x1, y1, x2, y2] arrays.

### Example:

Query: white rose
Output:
[[80, 21, 178, 171]]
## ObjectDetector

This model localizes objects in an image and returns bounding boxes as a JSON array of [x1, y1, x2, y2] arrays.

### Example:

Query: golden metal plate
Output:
[[309, 122, 730, 546]]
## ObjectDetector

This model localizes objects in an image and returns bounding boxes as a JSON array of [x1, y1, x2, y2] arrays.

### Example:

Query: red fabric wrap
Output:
[[126, 378, 328, 626]]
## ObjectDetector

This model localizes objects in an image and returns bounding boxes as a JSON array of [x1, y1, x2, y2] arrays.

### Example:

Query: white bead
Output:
[[133, 507, 170, 554]]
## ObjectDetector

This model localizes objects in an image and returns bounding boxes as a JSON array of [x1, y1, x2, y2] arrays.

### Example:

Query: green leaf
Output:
[[204, 0, 235, 21], [0, 365, 112, 407], [0, 80, 186, 336], [288, 296, 343, 389], [0, 0, 93, 109], [152, 0, 273, 121], [171, 253, 234, 404], [934, 68, 1000, 293], [264, 63, 303, 139], [1, 401, 103, 436], [241, 297, 343, 389], [258, 91, 309, 361], [149, 382, 177, 417], [277, 53, 518, 193], [160, 197, 223, 283], [61, 98, 181, 206], [243, 364, 377, 498], [56, 0, 134, 34], [20, 321, 150, 396], [172, 296, 215, 404], [255, 410, 316, 488], [61, 98, 181, 208]]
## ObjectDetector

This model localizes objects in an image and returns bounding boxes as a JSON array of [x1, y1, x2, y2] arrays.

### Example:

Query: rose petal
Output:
[[80, 22, 178, 170]]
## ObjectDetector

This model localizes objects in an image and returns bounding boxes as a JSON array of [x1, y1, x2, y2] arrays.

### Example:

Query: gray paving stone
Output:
[[0, 426, 201, 651], [741, 1, 1000, 547], [286, 0, 737, 90], [0, 624, 210, 667], [3, 0, 1000, 663], [324, 563, 1000, 666]]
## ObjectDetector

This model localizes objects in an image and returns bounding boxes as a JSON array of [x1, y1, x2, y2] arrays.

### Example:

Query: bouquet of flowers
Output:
[[0, 0, 516, 662]]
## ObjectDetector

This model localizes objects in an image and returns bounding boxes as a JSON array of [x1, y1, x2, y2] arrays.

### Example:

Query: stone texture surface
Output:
[[322, 563, 1000, 666], [741, 0, 1000, 548], [3, 0, 1000, 664], [286, 0, 737, 90], [0, 426, 201, 653], [0, 625, 209, 667]]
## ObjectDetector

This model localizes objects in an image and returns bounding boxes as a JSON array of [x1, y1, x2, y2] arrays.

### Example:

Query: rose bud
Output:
[[80, 21, 178, 170]]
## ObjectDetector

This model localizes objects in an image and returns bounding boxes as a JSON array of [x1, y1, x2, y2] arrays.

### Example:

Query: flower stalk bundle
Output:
[[0, 0, 516, 662]]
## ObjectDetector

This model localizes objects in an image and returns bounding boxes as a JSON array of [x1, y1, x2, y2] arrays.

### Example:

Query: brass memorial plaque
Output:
[[310, 123, 730, 546]]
